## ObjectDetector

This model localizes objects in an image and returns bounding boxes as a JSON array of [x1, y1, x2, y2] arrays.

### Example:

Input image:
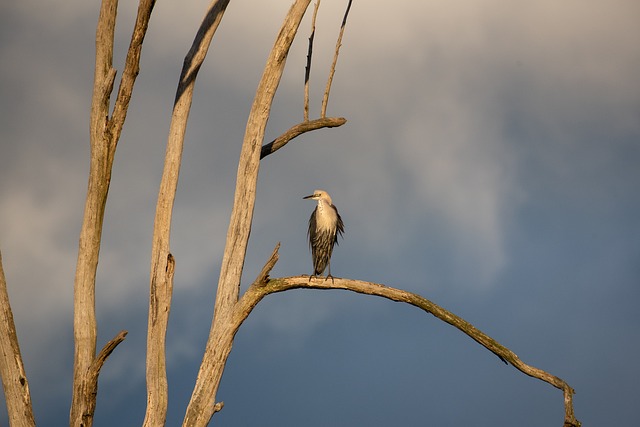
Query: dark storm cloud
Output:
[[1, 1, 638, 425]]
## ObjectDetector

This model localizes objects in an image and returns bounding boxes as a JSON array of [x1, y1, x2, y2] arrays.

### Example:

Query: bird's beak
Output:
[[303, 194, 314, 200]]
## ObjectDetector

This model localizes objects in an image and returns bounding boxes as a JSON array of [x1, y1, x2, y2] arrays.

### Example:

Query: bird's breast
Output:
[[316, 204, 338, 231]]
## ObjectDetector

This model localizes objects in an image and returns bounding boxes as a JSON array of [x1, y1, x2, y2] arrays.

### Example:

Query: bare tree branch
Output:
[[0, 251, 35, 427], [79, 331, 128, 427], [236, 275, 581, 427], [72, 0, 156, 425], [260, 116, 347, 159], [71, 0, 119, 423], [304, 0, 321, 121], [143, 252, 175, 427], [253, 243, 281, 286], [144, 1, 231, 426], [182, 2, 313, 425], [214, 0, 312, 320], [321, 0, 352, 117], [108, 0, 158, 143], [175, 0, 232, 105]]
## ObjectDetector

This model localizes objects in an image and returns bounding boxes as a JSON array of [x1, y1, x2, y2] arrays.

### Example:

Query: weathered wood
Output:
[[303, 0, 321, 121], [70, 0, 118, 424], [214, 0, 313, 322], [79, 331, 128, 427], [249, 276, 581, 427], [321, 0, 352, 118], [182, 2, 312, 425], [0, 251, 36, 427], [71, 0, 156, 425], [229, 273, 581, 427], [260, 117, 347, 159], [143, 1, 231, 426]]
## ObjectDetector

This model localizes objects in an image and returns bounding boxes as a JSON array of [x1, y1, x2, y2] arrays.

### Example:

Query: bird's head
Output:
[[303, 189, 332, 204]]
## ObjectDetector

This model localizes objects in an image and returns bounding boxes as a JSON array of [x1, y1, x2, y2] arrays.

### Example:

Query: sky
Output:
[[1, 0, 639, 425]]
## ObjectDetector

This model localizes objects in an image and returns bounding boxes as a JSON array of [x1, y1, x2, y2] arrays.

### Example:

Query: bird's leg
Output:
[[326, 261, 335, 283]]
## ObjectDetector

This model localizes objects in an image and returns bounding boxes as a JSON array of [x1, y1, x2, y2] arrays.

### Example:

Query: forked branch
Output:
[[72, 0, 156, 425], [305, 0, 351, 119], [267, 1, 351, 163]]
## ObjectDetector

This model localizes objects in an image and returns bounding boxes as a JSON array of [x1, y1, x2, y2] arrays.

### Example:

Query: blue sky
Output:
[[1, 0, 639, 425]]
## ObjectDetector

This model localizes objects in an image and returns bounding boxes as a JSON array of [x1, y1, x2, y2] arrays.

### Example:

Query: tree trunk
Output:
[[182, 1, 312, 425], [143, 1, 232, 426], [71, 0, 155, 425]]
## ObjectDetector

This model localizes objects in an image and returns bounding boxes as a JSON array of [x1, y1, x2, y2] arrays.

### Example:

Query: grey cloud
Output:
[[1, 1, 639, 425]]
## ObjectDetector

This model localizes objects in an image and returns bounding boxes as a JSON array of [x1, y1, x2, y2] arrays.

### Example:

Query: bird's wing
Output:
[[307, 207, 318, 250], [334, 204, 345, 242]]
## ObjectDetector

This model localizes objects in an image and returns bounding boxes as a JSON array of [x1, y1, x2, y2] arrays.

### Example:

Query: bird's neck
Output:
[[317, 199, 329, 212]]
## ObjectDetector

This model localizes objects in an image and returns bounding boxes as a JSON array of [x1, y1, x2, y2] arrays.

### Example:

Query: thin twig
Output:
[[304, 1, 321, 121], [321, 0, 353, 117], [261, 116, 347, 159]]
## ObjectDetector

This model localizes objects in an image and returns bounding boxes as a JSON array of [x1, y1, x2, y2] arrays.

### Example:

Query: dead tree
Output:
[[0, 1, 580, 427]]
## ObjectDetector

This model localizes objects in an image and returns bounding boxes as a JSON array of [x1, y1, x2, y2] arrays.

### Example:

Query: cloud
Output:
[[7, 0, 95, 30], [1, 1, 639, 425], [318, 0, 640, 289], [0, 151, 82, 315]]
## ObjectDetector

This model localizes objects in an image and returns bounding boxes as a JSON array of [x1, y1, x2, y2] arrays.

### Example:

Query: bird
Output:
[[303, 189, 345, 281]]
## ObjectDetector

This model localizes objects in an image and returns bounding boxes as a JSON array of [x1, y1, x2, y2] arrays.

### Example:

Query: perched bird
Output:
[[303, 189, 345, 281]]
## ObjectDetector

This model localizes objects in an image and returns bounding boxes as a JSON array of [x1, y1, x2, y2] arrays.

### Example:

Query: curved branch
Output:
[[79, 331, 128, 427], [234, 275, 581, 427], [261, 117, 347, 159]]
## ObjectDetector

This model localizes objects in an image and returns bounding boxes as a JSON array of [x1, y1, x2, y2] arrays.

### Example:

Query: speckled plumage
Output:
[[304, 190, 344, 280]]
